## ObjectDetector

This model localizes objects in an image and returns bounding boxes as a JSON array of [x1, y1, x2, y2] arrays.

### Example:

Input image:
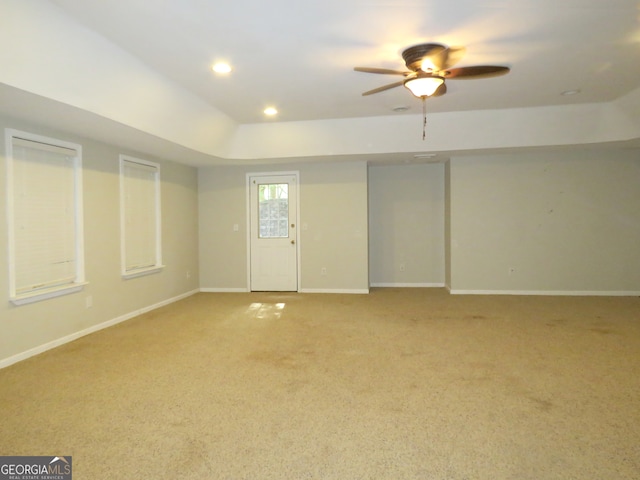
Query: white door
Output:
[[249, 174, 298, 291]]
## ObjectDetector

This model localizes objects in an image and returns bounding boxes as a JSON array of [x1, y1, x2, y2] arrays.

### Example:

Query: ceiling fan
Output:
[[354, 43, 510, 99], [355, 43, 510, 140]]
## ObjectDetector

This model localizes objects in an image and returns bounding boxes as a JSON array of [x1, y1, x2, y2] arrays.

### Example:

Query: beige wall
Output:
[[197, 166, 249, 290], [448, 149, 640, 294], [198, 161, 369, 293], [368, 163, 445, 286], [298, 162, 368, 292], [444, 161, 452, 289], [0, 114, 200, 365]]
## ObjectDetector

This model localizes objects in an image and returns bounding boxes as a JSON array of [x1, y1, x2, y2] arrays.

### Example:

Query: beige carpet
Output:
[[1, 288, 639, 479]]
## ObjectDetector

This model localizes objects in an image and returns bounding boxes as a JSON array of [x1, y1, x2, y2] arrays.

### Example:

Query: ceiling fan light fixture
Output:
[[212, 62, 232, 74], [404, 76, 444, 98], [420, 59, 436, 72]]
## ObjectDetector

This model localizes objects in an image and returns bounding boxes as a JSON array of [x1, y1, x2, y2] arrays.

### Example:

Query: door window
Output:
[[258, 183, 289, 238]]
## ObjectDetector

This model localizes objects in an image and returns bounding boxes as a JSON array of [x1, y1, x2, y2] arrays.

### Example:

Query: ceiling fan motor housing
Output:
[[402, 43, 445, 71]]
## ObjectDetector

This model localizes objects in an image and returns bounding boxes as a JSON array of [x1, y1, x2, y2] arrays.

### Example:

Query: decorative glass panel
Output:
[[258, 183, 289, 238]]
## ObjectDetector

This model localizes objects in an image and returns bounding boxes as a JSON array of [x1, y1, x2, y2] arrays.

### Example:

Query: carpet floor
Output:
[[1, 288, 639, 479]]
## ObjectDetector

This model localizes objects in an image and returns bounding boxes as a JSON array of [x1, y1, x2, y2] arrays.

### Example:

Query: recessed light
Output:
[[393, 105, 410, 112], [264, 107, 278, 116], [561, 89, 581, 96], [414, 153, 436, 159], [212, 62, 232, 74]]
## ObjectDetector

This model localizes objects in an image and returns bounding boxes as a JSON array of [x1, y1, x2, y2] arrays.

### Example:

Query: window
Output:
[[119, 155, 163, 278], [6, 129, 85, 305], [258, 183, 289, 238]]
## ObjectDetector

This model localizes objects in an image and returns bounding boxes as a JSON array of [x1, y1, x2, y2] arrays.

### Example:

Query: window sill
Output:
[[11, 282, 88, 306], [122, 265, 165, 280]]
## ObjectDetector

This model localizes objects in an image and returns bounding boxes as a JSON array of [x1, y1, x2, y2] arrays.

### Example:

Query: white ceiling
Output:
[[2, 0, 639, 166], [46, 0, 640, 125]]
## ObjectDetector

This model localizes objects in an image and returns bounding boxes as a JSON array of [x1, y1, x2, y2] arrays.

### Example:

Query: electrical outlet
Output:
[[186, 271, 191, 279], [399, 263, 405, 272], [321, 267, 327, 276], [85, 295, 93, 308]]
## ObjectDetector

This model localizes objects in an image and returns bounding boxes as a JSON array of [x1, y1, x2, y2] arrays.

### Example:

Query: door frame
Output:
[[245, 171, 301, 291]]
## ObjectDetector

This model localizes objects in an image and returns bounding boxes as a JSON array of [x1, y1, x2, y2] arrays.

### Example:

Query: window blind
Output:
[[121, 158, 160, 273], [10, 138, 80, 294]]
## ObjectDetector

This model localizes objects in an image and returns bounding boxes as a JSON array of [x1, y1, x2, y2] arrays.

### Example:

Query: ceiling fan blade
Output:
[[432, 83, 447, 97], [444, 65, 510, 79], [354, 67, 410, 76], [362, 80, 405, 96], [428, 46, 466, 71]]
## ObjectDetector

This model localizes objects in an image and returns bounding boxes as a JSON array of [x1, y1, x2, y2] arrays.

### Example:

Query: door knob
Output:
[[291, 240, 295, 245]]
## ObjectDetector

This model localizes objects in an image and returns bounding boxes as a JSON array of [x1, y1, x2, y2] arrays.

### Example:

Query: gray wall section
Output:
[[444, 161, 452, 290], [298, 162, 368, 292], [197, 166, 249, 290], [198, 162, 369, 292], [196, 151, 639, 294], [368, 163, 445, 286], [0, 114, 200, 363], [448, 150, 640, 293]]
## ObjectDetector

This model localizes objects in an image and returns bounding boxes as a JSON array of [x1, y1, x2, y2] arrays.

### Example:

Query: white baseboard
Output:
[[200, 288, 249, 293], [370, 283, 445, 288], [201, 288, 370, 294], [298, 288, 369, 294], [448, 289, 640, 296], [0, 289, 200, 370]]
